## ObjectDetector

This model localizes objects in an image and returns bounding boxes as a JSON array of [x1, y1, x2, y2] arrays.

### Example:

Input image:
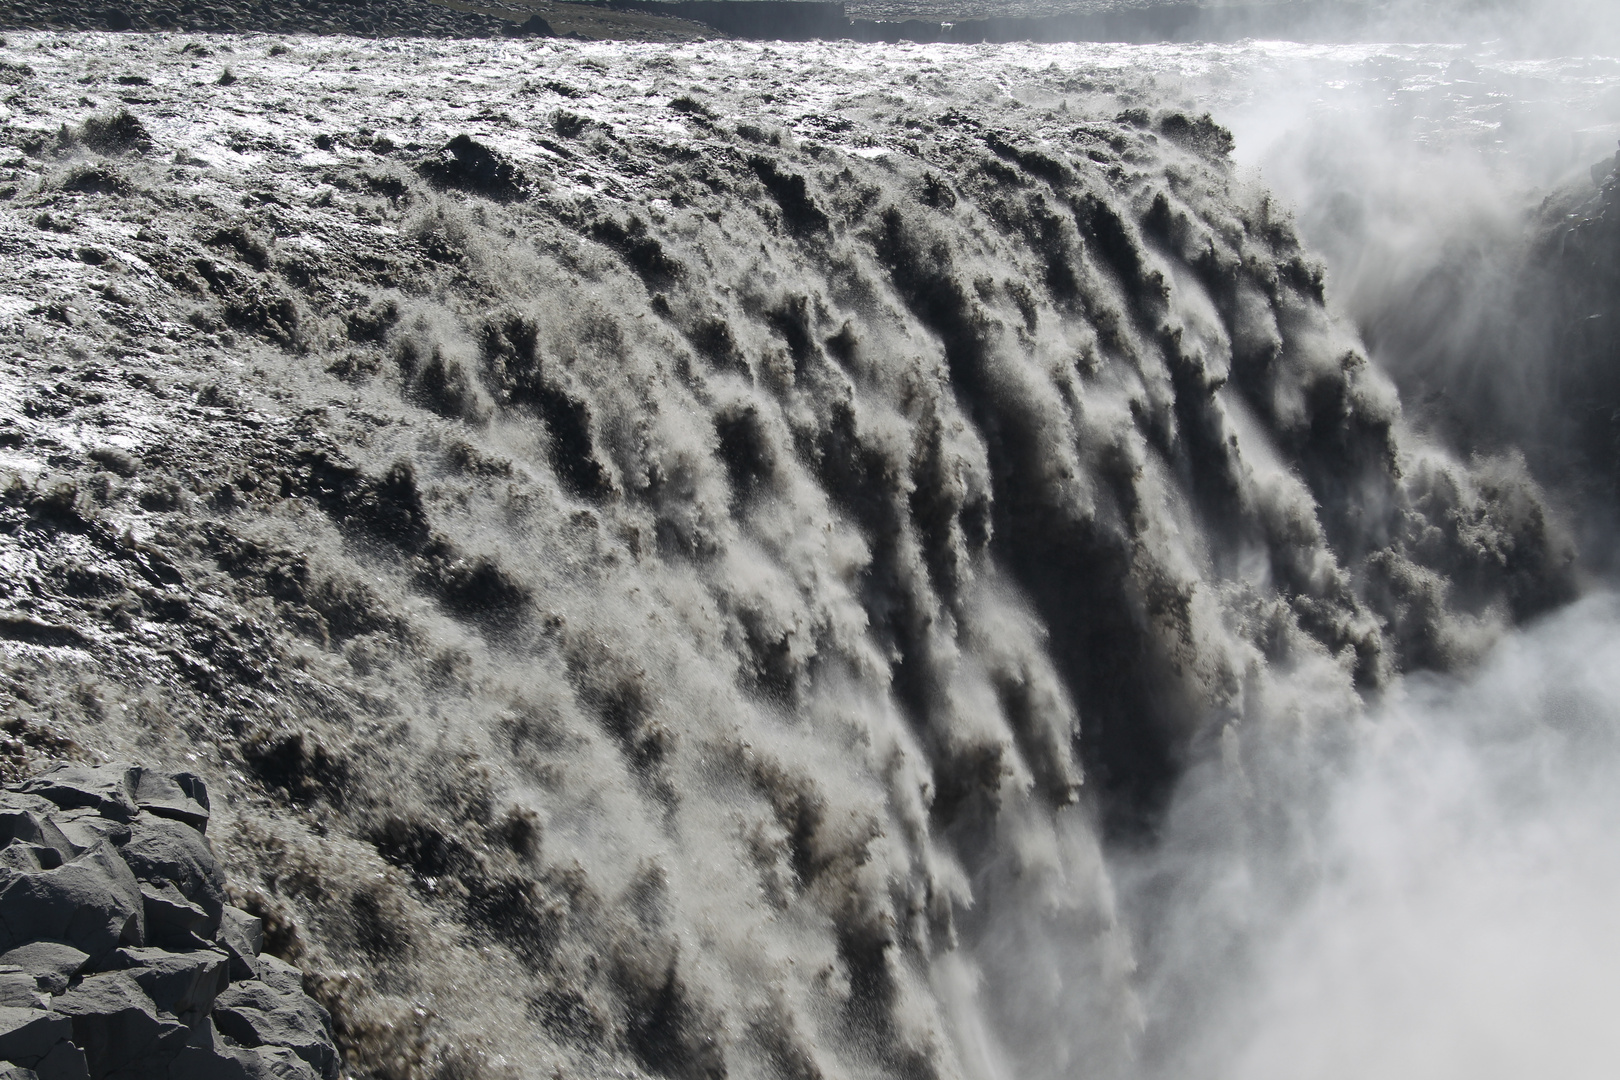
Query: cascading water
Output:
[[0, 20, 1615, 1080]]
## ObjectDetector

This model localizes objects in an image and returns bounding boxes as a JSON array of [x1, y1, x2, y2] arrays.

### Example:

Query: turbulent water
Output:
[[0, 28, 1617, 1080]]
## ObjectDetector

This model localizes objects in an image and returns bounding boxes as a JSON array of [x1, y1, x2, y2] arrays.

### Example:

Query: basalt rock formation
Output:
[[0, 762, 338, 1080]]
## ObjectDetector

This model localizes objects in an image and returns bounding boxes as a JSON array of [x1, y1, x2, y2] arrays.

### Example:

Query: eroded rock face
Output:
[[0, 763, 336, 1080]]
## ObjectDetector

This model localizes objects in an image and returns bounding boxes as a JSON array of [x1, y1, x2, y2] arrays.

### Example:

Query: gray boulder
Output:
[[248, 957, 304, 999], [131, 773, 210, 835], [0, 946, 88, 997], [214, 908, 264, 982], [44, 815, 129, 861], [0, 850, 60, 876], [0, 945, 88, 998], [0, 844, 144, 959], [0, 1008, 86, 1080], [119, 819, 225, 939], [108, 948, 229, 1026], [19, 768, 139, 823], [0, 1009, 69, 1066], [210, 982, 335, 1080], [0, 971, 47, 1011], [138, 883, 212, 951], [49, 972, 187, 1079], [0, 799, 75, 865]]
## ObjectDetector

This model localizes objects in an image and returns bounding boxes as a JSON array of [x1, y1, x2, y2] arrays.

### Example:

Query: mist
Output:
[[1114, 588, 1620, 1079], [1183, 32, 1619, 560], [1108, 16, 1620, 1076]]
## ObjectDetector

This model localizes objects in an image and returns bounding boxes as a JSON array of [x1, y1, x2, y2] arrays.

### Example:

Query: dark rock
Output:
[[118, 818, 225, 938], [167, 1046, 234, 1080], [0, 944, 89, 995], [137, 882, 211, 950], [210, 982, 335, 1080], [214, 908, 263, 981], [109, 947, 229, 1024], [51, 972, 188, 1078], [0, 843, 144, 959], [168, 1045, 249, 1080], [20, 765, 139, 822], [418, 134, 530, 202], [131, 772, 209, 834], [0, 1008, 71, 1068], [47, 813, 129, 858], [33, 1040, 89, 1080], [171, 1044, 318, 1080], [0, 969, 48, 1009]]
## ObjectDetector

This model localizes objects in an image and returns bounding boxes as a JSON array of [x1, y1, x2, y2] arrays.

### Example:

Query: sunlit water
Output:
[[1, 27, 1618, 1080]]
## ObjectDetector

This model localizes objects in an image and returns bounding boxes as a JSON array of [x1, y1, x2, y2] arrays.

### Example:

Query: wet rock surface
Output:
[[0, 763, 336, 1080]]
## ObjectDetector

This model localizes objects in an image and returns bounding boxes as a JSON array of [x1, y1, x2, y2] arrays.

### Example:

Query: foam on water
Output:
[[0, 29, 1615, 1080]]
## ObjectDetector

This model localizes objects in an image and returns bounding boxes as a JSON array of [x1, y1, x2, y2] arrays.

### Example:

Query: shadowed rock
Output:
[[418, 135, 530, 201], [211, 981, 336, 1079]]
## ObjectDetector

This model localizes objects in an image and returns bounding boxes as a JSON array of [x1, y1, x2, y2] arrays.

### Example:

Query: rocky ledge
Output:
[[0, 763, 337, 1080]]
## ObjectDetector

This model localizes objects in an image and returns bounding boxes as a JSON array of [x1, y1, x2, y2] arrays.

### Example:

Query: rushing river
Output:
[[0, 25, 1616, 1080]]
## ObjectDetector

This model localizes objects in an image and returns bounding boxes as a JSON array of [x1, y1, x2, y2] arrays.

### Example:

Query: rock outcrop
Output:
[[0, 763, 337, 1080]]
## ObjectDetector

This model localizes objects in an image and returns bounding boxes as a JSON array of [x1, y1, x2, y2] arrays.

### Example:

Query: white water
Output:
[[0, 26, 1617, 1080]]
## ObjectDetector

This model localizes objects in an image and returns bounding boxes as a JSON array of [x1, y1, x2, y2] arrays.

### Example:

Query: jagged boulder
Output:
[[20, 767, 141, 823], [211, 982, 336, 1080], [0, 843, 145, 961], [0, 947, 87, 997], [0, 970, 49, 1011], [130, 775, 210, 835], [0, 764, 337, 1080], [0, 1009, 75, 1071], [212, 912, 261, 983], [109, 948, 230, 1026], [51, 971, 192, 1075]]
